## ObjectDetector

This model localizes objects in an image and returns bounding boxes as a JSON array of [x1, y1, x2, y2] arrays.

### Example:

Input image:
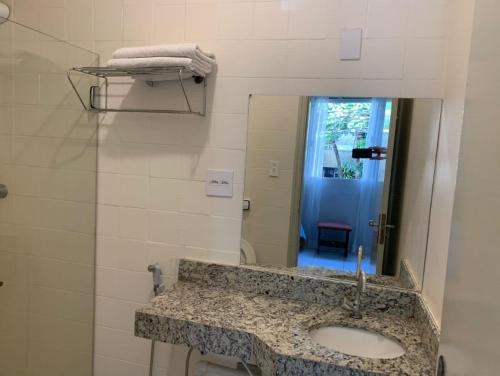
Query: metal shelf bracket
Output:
[[67, 66, 208, 116]]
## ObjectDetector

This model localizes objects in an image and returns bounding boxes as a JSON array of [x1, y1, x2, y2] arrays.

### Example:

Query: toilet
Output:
[[195, 361, 248, 376], [240, 238, 256, 264]]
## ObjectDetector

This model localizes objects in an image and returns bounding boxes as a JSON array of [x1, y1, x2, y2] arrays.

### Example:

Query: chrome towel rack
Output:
[[67, 66, 208, 116]]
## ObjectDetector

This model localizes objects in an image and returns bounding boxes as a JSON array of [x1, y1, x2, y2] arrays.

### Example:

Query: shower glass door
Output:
[[0, 19, 98, 376]]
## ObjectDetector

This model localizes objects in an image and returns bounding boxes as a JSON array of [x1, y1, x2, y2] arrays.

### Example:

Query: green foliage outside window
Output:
[[341, 160, 362, 180], [322, 101, 372, 179], [323, 101, 371, 144]]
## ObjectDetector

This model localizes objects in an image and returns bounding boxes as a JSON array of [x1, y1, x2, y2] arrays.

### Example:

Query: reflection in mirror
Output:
[[241, 96, 443, 290]]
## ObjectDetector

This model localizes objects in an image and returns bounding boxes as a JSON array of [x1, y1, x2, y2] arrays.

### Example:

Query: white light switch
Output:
[[340, 28, 362, 61], [206, 169, 234, 197], [269, 160, 280, 177]]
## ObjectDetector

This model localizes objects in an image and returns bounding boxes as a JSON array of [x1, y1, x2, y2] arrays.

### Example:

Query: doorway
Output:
[[297, 97, 396, 274]]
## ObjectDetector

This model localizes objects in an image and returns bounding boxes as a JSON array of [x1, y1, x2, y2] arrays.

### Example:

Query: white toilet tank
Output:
[[195, 361, 248, 376], [240, 238, 256, 264]]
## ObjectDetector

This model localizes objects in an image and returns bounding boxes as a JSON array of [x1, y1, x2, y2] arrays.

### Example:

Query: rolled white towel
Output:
[[195, 361, 248, 376], [106, 57, 212, 76], [112, 43, 216, 66]]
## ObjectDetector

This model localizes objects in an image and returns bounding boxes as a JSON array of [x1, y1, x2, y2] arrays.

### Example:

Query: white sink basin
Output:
[[309, 326, 406, 359]]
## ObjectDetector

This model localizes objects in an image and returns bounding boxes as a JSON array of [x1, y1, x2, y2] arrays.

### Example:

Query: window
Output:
[[317, 98, 392, 179]]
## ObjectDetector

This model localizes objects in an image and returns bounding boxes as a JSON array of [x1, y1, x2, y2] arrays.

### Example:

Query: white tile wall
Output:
[[8, 0, 453, 374], [366, 0, 410, 38], [0, 17, 98, 375], [243, 96, 300, 266]]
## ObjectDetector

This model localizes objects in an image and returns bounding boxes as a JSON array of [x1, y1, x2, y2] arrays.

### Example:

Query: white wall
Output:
[[439, 1, 500, 373], [243, 95, 301, 266], [421, 0, 475, 325], [7, 0, 453, 374], [0, 19, 98, 376], [397, 99, 442, 286]]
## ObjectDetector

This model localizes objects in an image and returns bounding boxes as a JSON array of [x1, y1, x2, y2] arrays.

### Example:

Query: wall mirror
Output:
[[240, 95, 443, 290]]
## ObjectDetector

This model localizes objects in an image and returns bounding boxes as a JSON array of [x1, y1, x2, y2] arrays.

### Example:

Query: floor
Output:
[[297, 248, 377, 274]]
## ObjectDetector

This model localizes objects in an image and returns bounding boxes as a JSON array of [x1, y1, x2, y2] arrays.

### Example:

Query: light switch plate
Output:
[[340, 28, 363, 61], [206, 169, 234, 197], [269, 160, 280, 177]]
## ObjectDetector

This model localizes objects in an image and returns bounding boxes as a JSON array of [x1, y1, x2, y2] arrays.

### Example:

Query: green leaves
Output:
[[323, 101, 371, 143], [321, 100, 371, 180]]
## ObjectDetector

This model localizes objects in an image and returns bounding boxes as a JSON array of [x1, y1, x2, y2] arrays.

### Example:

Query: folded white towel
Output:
[[130, 73, 195, 82], [112, 43, 216, 66], [106, 57, 212, 76]]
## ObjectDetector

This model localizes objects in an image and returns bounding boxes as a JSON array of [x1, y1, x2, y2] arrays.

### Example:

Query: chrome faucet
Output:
[[343, 246, 367, 319]]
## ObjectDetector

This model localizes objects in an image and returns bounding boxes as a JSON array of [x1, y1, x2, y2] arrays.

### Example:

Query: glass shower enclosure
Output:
[[0, 16, 98, 376]]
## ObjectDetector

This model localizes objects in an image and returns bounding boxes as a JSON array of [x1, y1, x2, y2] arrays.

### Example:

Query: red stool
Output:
[[317, 222, 352, 258]]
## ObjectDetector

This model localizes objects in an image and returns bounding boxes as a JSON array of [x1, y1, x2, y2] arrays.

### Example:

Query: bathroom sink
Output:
[[309, 326, 405, 359]]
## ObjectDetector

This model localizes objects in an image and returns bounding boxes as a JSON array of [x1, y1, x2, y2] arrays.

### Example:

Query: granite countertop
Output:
[[135, 281, 434, 376], [268, 265, 406, 288]]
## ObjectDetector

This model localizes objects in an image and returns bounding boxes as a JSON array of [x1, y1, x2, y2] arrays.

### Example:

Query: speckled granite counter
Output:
[[135, 281, 434, 375], [178, 260, 418, 318], [245, 264, 407, 289]]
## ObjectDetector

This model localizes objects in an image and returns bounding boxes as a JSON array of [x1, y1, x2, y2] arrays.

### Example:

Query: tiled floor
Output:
[[297, 248, 377, 274]]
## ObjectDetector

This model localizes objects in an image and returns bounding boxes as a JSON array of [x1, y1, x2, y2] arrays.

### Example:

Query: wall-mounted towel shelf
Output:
[[67, 66, 207, 116]]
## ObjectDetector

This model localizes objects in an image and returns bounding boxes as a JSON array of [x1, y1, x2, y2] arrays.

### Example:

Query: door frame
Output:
[[381, 99, 415, 275], [286, 96, 310, 267], [375, 99, 399, 274], [288, 97, 400, 270]]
